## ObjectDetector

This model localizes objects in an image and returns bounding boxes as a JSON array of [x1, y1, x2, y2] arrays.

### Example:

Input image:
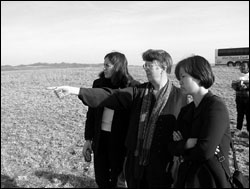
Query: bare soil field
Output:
[[1, 65, 249, 188]]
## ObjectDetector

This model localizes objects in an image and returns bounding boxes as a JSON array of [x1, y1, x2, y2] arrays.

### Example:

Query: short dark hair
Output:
[[142, 49, 173, 74], [175, 55, 215, 89], [101, 51, 133, 88]]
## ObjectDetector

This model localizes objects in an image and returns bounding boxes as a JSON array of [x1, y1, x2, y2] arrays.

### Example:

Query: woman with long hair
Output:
[[82, 52, 140, 188]]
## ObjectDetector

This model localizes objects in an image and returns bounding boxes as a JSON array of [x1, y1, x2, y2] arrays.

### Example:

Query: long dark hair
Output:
[[99, 51, 134, 88]]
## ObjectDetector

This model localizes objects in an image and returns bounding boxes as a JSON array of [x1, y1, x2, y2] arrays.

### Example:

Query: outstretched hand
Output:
[[46, 86, 80, 98]]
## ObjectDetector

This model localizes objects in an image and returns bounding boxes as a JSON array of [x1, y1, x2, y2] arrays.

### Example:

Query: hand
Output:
[[173, 130, 183, 141], [82, 140, 92, 157], [47, 86, 80, 98], [185, 138, 197, 149]]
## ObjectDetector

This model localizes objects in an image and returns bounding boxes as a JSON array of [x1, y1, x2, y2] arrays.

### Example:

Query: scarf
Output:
[[135, 80, 172, 166]]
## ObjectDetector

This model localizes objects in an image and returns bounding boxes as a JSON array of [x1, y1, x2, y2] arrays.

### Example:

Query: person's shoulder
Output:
[[93, 77, 106, 87], [206, 92, 227, 109], [209, 94, 223, 102], [130, 82, 150, 96], [136, 82, 149, 88], [129, 79, 141, 87], [126, 82, 149, 93]]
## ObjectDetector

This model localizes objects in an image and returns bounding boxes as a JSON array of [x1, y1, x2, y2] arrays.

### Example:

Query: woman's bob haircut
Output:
[[175, 55, 215, 89]]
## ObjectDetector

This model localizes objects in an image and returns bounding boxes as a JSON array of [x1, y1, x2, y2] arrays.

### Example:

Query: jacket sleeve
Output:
[[129, 79, 141, 87], [78, 87, 135, 110], [84, 107, 95, 140], [168, 106, 190, 156], [84, 80, 99, 141]]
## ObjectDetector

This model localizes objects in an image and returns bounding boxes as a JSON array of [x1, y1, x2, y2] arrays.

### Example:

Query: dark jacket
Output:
[[80, 82, 187, 155], [78, 82, 187, 188], [84, 74, 140, 155], [169, 91, 232, 188]]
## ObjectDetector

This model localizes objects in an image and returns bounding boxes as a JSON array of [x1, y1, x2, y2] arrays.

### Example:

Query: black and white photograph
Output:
[[1, 1, 249, 188]]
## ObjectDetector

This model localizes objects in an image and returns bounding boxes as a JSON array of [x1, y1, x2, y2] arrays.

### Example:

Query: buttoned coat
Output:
[[169, 91, 232, 188]]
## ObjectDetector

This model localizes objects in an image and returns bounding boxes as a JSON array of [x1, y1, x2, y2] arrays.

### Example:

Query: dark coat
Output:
[[84, 75, 140, 156], [169, 91, 232, 188], [80, 82, 186, 156], [78, 82, 187, 187]]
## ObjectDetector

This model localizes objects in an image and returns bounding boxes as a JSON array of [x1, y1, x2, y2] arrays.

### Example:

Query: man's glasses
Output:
[[142, 62, 159, 70]]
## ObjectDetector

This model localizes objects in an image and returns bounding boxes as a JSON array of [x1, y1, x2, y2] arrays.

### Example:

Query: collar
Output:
[[193, 91, 214, 119]]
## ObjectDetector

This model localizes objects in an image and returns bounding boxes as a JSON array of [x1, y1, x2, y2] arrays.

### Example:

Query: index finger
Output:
[[46, 86, 57, 90]]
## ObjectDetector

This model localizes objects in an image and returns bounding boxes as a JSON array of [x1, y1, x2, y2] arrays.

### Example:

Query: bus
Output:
[[215, 47, 249, 66]]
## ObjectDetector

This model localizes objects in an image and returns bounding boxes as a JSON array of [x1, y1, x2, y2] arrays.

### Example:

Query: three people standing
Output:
[[52, 49, 187, 188], [49, 52, 235, 188]]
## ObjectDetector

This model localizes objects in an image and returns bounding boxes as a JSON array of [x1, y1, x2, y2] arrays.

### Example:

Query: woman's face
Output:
[[179, 67, 200, 95], [143, 60, 164, 84], [103, 58, 114, 78]]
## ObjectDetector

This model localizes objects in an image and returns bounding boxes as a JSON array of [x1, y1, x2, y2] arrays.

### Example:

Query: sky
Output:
[[1, 1, 249, 66]]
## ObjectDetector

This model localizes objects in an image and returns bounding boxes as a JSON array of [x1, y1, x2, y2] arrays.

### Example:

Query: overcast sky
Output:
[[1, 1, 249, 66]]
